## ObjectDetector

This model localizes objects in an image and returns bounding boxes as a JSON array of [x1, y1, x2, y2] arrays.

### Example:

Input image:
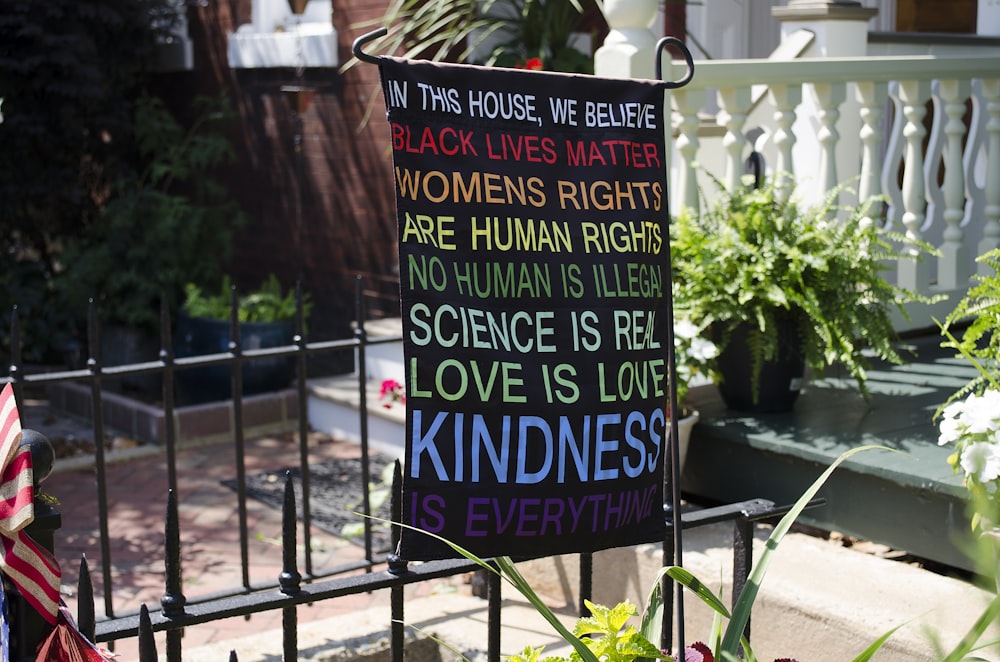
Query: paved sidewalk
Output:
[[42, 429, 470, 660]]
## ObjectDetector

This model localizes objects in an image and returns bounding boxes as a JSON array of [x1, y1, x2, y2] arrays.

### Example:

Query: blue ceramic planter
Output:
[[174, 314, 295, 404]]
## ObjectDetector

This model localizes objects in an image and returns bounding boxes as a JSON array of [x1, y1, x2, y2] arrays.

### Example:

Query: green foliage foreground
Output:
[[391, 445, 1000, 661]]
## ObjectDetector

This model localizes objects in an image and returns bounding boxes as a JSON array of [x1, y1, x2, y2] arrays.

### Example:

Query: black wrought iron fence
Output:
[[4, 279, 803, 661]]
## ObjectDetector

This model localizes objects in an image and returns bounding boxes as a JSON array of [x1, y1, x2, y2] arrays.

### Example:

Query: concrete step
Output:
[[357, 317, 404, 384], [307, 374, 406, 458], [518, 524, 1000, 661], [182, 519, 1000, 662]]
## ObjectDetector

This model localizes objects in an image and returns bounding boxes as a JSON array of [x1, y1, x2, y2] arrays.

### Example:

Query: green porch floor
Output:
[[680, 332, 982, 573]]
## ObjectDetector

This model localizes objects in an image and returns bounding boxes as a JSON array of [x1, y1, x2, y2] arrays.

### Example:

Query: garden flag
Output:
[[35, 605, 116, 662], [0, 384, 61, 625], [378, 58, 670, 560]]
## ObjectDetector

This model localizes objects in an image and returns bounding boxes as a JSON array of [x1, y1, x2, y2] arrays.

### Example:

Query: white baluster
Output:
[[897, 79, 931, 292], [980, 78, 1000, 272], [938, 79, 971, 290], [923, 82, 946, 250], [673, 88, 701, 214], [881, 83, 905, 232], [595, 0, 658, 80], [812, 82, 846, 206], [856, 81, 889, 229], [768, 84, 801, 200], [717, 87, 751, 193]]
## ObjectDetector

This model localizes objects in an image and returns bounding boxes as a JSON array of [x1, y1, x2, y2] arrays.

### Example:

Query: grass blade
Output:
[[720, 445, 894, 654]]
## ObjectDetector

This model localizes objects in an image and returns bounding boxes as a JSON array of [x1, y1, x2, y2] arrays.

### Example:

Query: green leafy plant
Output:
[[346, 0, 601, 126], [60, 94, 244, 333], [672, 315, 717, 410], [181, 274, 309, 324], [936, 267, 1000, 610], [0, 0, 187, 360], [508, 600, 667, 662], [391, 447, 886, 662], [353, 0, 599, 73], [671, 174, 939, 402], [938, 248, 1000, 403]]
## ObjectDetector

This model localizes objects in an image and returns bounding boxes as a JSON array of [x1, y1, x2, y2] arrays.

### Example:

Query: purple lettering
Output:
[[604, 491, 626, 530], [568, 496, 589, 532], [418, 493, 446, 533], [589, 494, 606, 531], [493, 497, 519, 533], [541, 499, 564, 535], [640, 485, 657, 520], [466, 497, 490, 537], [515, 498, 541, 536]]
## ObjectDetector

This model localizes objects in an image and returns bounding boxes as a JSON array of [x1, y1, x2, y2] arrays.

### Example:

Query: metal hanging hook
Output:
[[655, 36, 694, 89], [353, 27, 387, 65]]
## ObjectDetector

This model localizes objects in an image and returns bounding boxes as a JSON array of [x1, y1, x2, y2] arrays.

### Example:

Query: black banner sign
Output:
[[379, 57, 669, 560]]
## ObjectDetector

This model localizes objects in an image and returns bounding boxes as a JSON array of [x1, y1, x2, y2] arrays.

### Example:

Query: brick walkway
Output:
[[42, 431, 468, 659]]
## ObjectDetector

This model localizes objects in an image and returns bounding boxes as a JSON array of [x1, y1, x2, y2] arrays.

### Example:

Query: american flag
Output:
[[0, 384, 60, 625]]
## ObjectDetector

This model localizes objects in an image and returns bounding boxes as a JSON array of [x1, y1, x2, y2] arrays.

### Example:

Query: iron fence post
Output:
[[280, 470, 303, 662]]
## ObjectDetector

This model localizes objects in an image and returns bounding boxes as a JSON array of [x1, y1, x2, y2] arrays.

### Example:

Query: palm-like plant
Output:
[[352, 0, 599, 73]]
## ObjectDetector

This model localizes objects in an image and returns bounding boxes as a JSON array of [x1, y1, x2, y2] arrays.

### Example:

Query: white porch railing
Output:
[[594, 0, 1000, 330], [666, 54, 1000, 331]]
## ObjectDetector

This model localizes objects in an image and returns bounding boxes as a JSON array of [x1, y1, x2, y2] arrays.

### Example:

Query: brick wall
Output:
[[156, 0, 400, 377]]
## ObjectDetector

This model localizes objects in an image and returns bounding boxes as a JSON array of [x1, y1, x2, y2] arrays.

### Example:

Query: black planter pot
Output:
[[174, 314, 295, 404], [101, 325, 162, 397], [714, 319, 806, 413]]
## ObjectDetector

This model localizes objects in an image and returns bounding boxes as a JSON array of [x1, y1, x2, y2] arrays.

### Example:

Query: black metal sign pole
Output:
[[657, 36, 695, 661]]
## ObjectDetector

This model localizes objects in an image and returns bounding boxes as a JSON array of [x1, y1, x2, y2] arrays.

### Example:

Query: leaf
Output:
[[940, 594, 1000, 662], [639, 570, 665, 646], [850, 621, 909, 661]]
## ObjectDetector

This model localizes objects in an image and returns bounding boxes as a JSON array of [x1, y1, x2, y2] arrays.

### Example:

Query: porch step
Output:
[[516, 522, 999, 661], [681, 332, 979, 572], [308, 317, 407, 457], [357, 317, 404, 384], [307, 374, 405, 458]]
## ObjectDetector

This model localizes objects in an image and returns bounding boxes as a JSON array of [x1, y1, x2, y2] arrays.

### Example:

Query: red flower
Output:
[[666, 642, 713, 662], [379, 379, 405, 407], [379, 379, 402, 397], [517, 57, 544, 70], [686, 642, 714, 662]]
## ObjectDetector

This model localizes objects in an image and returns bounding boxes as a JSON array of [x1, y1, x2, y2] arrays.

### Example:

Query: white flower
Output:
[[959, 441, 1000, 484], [674, 319, 699, 341], [687, 336, 718, 362], [937, 415, 965, 446], [670, 316, 718, 405], [940, 399, 965, 422], [960, 392, 1000, 435]]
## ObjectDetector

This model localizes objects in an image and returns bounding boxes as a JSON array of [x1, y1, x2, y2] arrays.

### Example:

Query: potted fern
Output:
[[174, 274, 309, 403], [671, 174, 935, 412]]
